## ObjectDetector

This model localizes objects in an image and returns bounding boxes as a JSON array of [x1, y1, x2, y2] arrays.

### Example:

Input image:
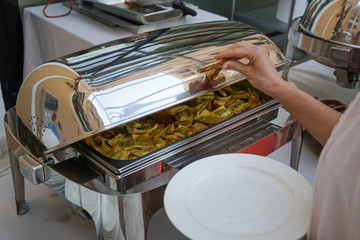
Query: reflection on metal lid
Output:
[[16, 21, 287, 152], [300, 0, 360, 48]]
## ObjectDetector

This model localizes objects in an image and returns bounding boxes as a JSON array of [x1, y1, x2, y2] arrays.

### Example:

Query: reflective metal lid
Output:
[[16, 21, 287, 152], [300, 0, 360, 48], [289, 0, 360, 88]]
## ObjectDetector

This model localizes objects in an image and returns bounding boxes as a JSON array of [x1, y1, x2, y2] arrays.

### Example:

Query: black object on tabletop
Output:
[[0, 0, 24, 111]]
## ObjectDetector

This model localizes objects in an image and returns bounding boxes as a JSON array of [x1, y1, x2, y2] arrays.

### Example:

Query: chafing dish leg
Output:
[[74, 182, 166, 240], [290, 122, 304, 171], [8, 151, 29, 215], [142, 185, 167, 239], [119, 185, 166, 240]]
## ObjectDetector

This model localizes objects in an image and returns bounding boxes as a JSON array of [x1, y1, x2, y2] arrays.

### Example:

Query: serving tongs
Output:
[[198, 58, 249, 80], [197, 59, 230, 81], [198, 58, 250, 80]]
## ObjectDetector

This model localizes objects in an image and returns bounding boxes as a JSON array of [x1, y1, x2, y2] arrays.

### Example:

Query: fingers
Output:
[[222, 59, 248, 73], [211, 41, 283, 96], [214, 48, 248, 62], [215, 42, 271, 72], [214, 49, 235, 60], [215, 43, 259, 61], [230, 41, 253, 49]]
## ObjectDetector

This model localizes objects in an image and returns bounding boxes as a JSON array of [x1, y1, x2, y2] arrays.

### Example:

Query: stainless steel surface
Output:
[[288, 0, 360, 88], [5, 94, 284, 194], [18, 154, 50, 184], [5, 109, 166, 238], [4, 114, 30, 215], [16, 21, 287, 154], [290, 120, 304, 171], [197, 58, 230, 73], [300, 0, 360, 47], [8, 21, 291, 195], [71, 80, 278, 176]]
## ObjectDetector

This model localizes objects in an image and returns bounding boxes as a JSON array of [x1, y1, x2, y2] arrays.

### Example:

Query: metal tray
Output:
[[92, 0, 183, 24], [72, 80, 279, 174]]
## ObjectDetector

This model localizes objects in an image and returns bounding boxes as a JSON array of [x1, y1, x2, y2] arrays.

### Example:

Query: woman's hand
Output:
[[215, 41, 342, 145], [214, 41, 285, 97]]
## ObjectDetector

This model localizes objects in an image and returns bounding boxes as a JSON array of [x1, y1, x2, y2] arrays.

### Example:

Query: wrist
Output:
[[266, 80, 296, 99]]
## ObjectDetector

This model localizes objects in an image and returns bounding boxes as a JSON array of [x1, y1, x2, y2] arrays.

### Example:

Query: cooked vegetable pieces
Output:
[[85, 86, 264, 160]]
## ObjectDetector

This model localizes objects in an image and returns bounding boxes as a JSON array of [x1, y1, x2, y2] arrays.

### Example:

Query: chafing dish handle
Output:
[[18, 154, 50, 185]]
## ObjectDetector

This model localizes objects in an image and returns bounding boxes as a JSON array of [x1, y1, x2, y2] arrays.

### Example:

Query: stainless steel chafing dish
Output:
[[5, 21, 300, 239], [287, 0, 360, 88]]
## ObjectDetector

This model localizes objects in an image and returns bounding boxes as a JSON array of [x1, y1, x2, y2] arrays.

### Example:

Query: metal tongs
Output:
[[197, 59, 230, 80], [198, 58, 249, 80]]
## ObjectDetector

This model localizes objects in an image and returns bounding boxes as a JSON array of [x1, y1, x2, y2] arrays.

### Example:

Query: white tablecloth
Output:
[[22, 3, 227, 79]]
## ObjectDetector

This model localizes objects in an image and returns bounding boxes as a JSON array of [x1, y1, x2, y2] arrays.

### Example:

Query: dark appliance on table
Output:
[[65, 0, 197, 34]]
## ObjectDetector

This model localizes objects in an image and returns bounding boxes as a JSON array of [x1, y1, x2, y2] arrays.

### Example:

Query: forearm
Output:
[[269, 81, 342, 146]]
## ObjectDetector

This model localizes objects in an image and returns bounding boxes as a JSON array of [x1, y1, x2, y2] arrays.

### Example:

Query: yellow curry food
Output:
[[85, 86, 264, 160]]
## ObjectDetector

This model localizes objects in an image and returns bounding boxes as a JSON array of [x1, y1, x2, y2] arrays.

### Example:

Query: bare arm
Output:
[[266, 80, 341, 145], [215, 41, 341, 145]]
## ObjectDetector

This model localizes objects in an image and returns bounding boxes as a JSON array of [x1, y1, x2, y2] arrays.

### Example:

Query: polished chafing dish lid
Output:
[[292, 0, 360, 88], [16, 21, 287, 152], [300, 0, 360, 48]]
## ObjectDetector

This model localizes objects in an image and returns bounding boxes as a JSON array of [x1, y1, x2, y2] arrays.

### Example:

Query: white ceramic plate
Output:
[[164, 153, 313, 240]]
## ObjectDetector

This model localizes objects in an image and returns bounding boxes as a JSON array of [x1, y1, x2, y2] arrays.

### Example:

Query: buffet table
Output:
[[22, 3, 227, 79]]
